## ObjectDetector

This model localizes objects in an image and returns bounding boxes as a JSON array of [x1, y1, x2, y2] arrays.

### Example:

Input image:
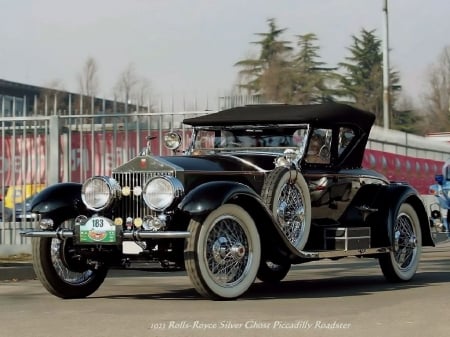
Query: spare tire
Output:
[[261, 166, 311, 251]]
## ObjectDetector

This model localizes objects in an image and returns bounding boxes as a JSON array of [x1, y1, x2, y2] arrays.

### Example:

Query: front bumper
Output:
[[20, 214, 190, 244], [20, 228, 191, 241]]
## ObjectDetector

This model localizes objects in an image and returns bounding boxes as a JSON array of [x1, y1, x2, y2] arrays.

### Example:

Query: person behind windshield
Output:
[[306, 132, 329, 164]]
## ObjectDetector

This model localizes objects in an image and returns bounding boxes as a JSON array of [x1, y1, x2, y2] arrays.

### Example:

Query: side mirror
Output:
[[435, 174, 444, 185]]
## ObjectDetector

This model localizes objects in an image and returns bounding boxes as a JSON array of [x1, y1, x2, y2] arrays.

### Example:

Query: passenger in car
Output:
[[306, 134, 329, 164]]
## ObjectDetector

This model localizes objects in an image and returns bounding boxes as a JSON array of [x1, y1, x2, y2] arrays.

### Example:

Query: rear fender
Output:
[[392, 189, 434, 247], [31, 183, 87, 224], [357, 183, 433, 247]]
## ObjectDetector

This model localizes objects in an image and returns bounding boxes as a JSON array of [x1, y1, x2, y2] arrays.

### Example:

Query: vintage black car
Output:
[[22, 103, 440, 300]]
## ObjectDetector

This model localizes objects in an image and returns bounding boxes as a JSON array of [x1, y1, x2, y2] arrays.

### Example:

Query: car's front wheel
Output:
[[184, 204, 261, 300], [379, 203, 422, 282], [32, 219, 109, 299]]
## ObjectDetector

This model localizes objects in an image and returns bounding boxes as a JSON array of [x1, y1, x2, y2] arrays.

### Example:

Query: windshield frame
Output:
[[187, 124, 310, 157]]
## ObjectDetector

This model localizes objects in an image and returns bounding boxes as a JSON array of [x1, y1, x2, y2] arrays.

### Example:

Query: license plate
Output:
[[79, 217, 116, 244]]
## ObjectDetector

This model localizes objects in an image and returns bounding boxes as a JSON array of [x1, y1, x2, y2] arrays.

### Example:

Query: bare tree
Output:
[[422, 46, 450, 132], [37, 79, 67, 115], [78, 57, 99, 97], [114, 63, 139, 113], [134, 77, 153, 112]]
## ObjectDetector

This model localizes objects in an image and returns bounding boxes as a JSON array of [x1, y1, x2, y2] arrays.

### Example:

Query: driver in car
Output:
[[306, 132, 329, 164]]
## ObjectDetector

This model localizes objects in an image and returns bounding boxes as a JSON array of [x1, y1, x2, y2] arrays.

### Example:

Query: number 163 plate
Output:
[[79, 216, 116, 244]]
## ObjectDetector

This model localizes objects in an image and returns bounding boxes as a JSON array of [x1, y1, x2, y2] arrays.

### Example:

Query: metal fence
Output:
[[0, 95, 211, 255], [1, 95, 450, 256]]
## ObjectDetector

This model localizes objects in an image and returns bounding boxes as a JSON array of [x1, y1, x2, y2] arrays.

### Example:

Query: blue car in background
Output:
[[0, 195, 36, 222], [429, 159, 450, 233]]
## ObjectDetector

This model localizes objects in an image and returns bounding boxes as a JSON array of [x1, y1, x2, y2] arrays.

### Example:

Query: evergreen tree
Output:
[[290, 33, 337, 104], [391, 109, 422, 133], [234, 18, 292, 101], [338, 29, 400, 126]]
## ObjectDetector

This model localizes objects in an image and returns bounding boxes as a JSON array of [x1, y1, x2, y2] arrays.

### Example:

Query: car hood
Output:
[[113, 153, 278, 174], [162, 153, 278, 173], [112, 153, 275, 194]]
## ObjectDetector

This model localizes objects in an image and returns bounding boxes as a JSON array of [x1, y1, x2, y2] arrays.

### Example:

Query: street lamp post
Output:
[[382, 0, 390, 129]]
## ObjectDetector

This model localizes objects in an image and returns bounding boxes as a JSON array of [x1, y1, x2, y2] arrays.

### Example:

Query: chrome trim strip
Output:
[[297, 247, 391, 259], [20, 228, 75, 240], [123, 231, 191, 239]]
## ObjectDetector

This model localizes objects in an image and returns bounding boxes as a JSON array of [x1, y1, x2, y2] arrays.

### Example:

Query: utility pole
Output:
[[382, 0, 390, 129]]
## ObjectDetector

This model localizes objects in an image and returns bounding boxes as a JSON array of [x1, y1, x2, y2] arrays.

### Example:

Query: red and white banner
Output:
[[0, 132, 443, 194]]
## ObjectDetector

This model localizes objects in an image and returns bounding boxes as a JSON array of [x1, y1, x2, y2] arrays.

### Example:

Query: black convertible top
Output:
[[183, 103, 375, 133]]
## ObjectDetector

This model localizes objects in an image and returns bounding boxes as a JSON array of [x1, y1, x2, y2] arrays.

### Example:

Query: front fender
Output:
[[31, 182, 87, 222], [178, 181, 261, 216], [178, 180, 293, 259]]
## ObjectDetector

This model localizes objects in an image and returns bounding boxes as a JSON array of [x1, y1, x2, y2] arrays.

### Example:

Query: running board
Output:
[[311, 247, 391, 259]]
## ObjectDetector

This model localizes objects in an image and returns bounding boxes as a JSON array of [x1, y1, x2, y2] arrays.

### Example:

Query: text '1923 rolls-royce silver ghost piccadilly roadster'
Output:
[[21, 103, 447, 300]]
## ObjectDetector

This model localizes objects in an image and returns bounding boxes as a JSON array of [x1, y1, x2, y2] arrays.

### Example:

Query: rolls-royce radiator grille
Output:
[[112, 171, 173, 219]]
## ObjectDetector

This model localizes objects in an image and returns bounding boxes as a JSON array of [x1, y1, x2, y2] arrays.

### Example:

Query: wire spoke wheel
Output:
[[50, 239, 95, 285], [393, 214, 417, 268], [261, 167, 311, 251], [185, 204, 261, 299], [379, 203, 422, 282], [207, 218, 250, 285], [32, 219, 108, 298], [277, 181, 307, 246]]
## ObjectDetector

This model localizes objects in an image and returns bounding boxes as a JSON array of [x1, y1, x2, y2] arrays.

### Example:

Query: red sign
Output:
[[0, 132, 443, 194]]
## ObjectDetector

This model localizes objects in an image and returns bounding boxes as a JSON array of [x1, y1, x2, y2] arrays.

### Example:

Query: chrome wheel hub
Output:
[[206, 216, 251, 286], [212, 238, 245, 263], [230, 243, 246, 259]]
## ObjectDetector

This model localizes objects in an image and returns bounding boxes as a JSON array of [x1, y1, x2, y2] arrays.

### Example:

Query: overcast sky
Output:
[[1, 0, 449, 111]]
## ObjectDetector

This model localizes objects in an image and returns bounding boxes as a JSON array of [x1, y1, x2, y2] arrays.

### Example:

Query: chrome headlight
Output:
[[164, 132, 182, 150], [81, 176, 121, 211], [143, 176, 184, 211]]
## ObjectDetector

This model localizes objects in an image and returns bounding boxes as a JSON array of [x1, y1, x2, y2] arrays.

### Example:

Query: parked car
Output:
[[21, 103, 446, 300], [429, 158, 450, 233], [0, 185, 44, 222]]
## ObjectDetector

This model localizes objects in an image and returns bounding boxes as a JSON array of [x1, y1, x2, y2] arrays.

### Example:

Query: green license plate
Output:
[[79, 217, 116, 244]]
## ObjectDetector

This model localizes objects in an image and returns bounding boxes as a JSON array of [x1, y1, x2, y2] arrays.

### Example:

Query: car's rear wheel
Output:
[[379, 203, 422, 282], [257, 260, 291, 283], [184, 204, 261, 300], [261, 166, 311, 251], [32, 219, 108, 299]]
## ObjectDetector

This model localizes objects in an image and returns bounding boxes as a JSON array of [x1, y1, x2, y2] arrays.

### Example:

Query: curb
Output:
[[0, 262, 35, 281]]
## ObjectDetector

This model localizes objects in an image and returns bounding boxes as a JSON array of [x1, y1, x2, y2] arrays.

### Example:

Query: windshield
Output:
[[190, 126, 308, 155]]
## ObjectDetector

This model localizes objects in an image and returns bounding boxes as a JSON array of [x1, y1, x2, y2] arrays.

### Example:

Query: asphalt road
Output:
[[1, 243, 450, 337]]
